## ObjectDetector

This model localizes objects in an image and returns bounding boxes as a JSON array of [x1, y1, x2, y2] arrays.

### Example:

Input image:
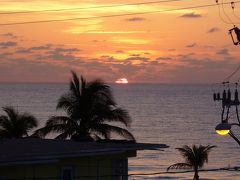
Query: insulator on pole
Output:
[[231, 2, 235, 10], [223, 90, 227, 101], [235, 89, 239, 103], [227, 89, 232, 101], [213, 93, 217, 101]]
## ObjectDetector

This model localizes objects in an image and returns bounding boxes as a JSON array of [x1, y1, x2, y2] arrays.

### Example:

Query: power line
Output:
[[220, 0, 235, 25], [1, 166, 240, 179], [1, 1, 240, 26], [223, 64, 240, 82], [0, 0, 186, 15]]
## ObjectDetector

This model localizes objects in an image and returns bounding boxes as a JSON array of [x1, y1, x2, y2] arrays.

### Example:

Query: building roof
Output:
[[0, 138, 168, 166]]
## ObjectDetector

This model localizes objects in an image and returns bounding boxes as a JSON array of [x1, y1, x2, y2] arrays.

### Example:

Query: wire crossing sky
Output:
[[0, 1, 240, 26], [0, 0, 186, 14]]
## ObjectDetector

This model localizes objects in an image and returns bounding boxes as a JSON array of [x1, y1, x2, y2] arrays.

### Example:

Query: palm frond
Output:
[[20, 114, 38, 129], [57, 95, 74, 112], [34, 124, 71, 138], [70, 71, 81, 98], [46, 116, 73, 126], [91, 124, 135, 140], [2, 106, 18, 123], [167, 163, 192, 171], [176, 145, 195, 165], [175, 145, 216, 170], [0, 106, 38, 138], [87, 80, 115, 106]]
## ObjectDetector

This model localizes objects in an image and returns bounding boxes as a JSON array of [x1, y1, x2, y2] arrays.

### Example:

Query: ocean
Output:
[[0, 83, 239, 179]]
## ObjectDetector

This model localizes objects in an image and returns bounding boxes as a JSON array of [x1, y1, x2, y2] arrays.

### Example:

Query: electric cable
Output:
[[217, 0, 234, 24], [221, 0, 235, 25], [223, 64, 240, 82], [0, 1, 240, 26], [0, 0, 186, 15], [231, 1, 240, 20]]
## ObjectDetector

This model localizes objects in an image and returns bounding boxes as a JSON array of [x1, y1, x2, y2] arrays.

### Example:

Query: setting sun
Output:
[[115, 78, 128, 84]]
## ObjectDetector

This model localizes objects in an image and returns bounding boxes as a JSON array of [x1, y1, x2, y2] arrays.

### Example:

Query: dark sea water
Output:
[[0, 83, 239, 179]]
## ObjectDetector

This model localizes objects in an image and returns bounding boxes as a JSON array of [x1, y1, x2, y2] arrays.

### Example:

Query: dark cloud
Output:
[[0, 33, 18, 38], [125, 17, 146, 22], [0, 52, 13, 59], [43, 47, 81, 60], [208, 27, 220, 33], [130, 54, 141, 57], [30, 44, 52, 51], [186, 43, 197, 48], [16, 48, 32, 54], [100, 55, 115, 62], [0, 41, 17, 48], [51, 47, 80, 53], [14, 44, 53, 54], [125, 57, 149, 62], [180, 12, 202, 18], [156, 57, 172, 61], [216, 48, 229, 56]]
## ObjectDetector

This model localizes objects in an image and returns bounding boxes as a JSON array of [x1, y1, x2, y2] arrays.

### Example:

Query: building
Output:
[[0, 138, 168, 180]]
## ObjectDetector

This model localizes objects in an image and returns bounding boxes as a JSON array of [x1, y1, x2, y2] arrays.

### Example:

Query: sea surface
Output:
[[0, 83, 239, 180]]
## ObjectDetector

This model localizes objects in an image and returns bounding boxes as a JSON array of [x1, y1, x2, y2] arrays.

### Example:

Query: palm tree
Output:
[[167, 145, 216, 180], [35, 71, 135, 141], [0, 106, 38, 138]]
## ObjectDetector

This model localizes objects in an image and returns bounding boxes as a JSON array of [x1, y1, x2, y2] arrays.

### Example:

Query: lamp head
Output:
[[215, 123, 231, 135]]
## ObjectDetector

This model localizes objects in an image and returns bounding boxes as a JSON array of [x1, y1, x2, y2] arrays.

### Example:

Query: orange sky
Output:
[[0, 0, 239, 83]]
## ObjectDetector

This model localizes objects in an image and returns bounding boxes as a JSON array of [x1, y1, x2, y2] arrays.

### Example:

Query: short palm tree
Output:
[[35, 71, 135, 141], [0, 106, 38, 138], [167, 145, 216, 180]]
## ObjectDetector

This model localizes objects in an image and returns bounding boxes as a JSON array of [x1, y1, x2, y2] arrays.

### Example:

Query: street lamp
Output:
[[213, 82, 240, 146], [215, 122, 231, 135]]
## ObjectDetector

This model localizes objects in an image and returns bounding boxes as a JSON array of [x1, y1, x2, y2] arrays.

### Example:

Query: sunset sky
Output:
[[0, 0, 240, 83]]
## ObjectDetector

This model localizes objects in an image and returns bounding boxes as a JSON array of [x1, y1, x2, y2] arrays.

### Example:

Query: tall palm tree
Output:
[[35, 71, 135, 141], [167, 145, 216, 180], [0, 106, 38, 138]]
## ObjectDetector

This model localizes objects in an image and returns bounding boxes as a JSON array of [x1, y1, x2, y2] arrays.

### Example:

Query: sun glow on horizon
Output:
[[115, 78, 128, 84]]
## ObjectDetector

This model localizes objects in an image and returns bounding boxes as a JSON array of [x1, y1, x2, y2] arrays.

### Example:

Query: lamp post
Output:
[[214, 82, 240, 146]]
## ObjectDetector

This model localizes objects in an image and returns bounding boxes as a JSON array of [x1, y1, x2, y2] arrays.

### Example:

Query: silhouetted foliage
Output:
[[0, 106, 38, 138], [167, 145, 216, 180], [34, 71, 135, 141]]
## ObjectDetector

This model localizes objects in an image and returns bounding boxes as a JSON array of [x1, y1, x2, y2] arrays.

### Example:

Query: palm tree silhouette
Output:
[[35, 71, 135, 141], [0, 106, 38, 138], [167, 145, 216, 180]]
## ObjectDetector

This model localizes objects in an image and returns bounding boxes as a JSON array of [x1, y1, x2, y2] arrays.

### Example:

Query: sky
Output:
[[0, 0, 240, 84]]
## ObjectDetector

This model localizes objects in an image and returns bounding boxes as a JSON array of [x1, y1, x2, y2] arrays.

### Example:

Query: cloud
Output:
[[30, 44, 52, 51], [208, 27, 220, 33], [156, 57, 172, 61], [125, 57, 149, 62], [16, 48, 32, 54], [186, 43, 197, 48], [0, 41, 17, 48], [180, 12, 202, 18], [125, 17, 146, 22], [0, 33, 18, 38], [51, 47, 80, 53], [130, 54, 141, 57], [216, 48, 229, 56]]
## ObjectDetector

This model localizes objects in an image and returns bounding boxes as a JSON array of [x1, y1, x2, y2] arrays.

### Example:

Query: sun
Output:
[[115, 78, 128, 84]]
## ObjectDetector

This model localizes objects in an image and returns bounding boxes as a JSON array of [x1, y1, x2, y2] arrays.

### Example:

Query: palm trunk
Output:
[[193, 168, 199, 180]]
